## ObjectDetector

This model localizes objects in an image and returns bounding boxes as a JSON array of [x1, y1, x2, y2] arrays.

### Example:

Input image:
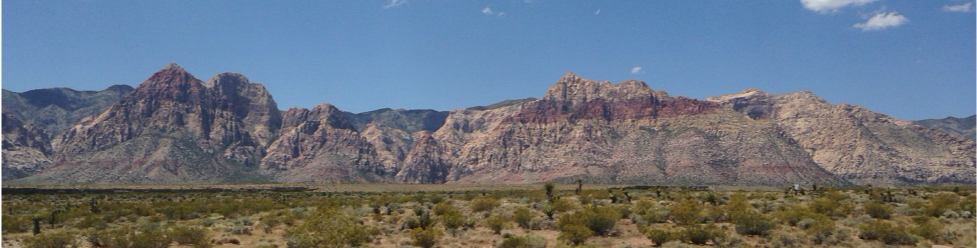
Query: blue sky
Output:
[[2, 0, 974, 120]]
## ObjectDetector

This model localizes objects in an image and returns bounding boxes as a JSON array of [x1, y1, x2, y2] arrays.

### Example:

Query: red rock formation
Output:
[[260, 103, 387, 182], [34, 63, 280, 183]]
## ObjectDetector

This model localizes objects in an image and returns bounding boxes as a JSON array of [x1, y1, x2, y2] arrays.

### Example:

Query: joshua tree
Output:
[[50, 207, 67, 228], [89, 197, 100, 214], [544, 182, 555, 201], [31, 216, 42, 235], [575, 179, 583, 195]]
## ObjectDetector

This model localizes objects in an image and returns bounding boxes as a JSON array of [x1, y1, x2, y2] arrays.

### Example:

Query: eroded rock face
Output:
[[916, 115, 975, 141], [31, 63, 279, 183], [1, 113, 53, 180], [260, 103, 388, 182], [8, 65, 969, 186], [415, 74, 849, 186], [707, 89, 977, 185]]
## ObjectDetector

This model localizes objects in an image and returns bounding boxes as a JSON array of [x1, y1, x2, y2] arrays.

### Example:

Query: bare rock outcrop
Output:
[[708, 89, 976, 185], [1, 113, 53, 180], [260, 103, 388, 182], [425, 74, 849, 186], [22, 63, 279, 183]]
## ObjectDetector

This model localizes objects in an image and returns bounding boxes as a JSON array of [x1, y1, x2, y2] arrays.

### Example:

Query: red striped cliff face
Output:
[[506, 73, 718, 124]]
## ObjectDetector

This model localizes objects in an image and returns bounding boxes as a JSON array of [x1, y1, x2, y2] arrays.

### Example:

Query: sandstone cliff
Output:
[[707, 89, 976, 185], [260, 103, 388, 182], [18, 63, 280, 183], [2, 113, 53, 180], [410, 73, 849, 186], [6, 65, 971, 186]]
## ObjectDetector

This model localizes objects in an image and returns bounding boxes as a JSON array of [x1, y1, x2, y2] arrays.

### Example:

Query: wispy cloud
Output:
[[595, 9, 601, 15], [382, 0, 406, 9], [801, 0, 879, 13], [943, 3, 974, 13], [853, 12, 908, 31], [631, 66, 643, 74], [482, 6, 505, 17]]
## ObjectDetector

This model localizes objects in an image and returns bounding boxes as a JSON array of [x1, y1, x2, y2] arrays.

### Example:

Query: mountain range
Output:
[[3, 63, 973, 186]]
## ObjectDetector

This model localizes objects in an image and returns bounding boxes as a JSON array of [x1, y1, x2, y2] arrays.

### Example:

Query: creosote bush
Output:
[[284, 207, 371, 248], [513, 207, 534, 229], [168, 224, 212, 248], [486, 215, 511, 235], [410, 227, 443, 248], [732, 210, 775, 236], [669, 199, 702, 225], [500, 234, 547, 248], [863, 201, 892, 219], [23, 229, 78, 248], [557, 205, 619, 236], [558, 224, 593, 246], [858, 219, 917, 245], [471, 197, 501, 212], [644, 228, 673, 246]]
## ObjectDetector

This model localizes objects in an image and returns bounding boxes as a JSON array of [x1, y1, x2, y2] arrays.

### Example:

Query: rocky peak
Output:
[[127, 63, 204, 102], [281, 103, 355, 132], [542, 72, 655, 106], [705, 88, 771, 103]]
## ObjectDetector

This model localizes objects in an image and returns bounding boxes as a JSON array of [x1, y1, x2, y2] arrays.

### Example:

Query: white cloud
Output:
[[631, 66, 643, 74], [595, 9, 601, 15], [943, 3, 974, 12], [801, 0, 879, 13], [482, 7, 493, 15], [382, 0, 406, 9], [853, 12, 908, 31]]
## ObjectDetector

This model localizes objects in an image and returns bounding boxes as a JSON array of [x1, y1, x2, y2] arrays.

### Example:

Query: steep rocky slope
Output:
[[2, 85, 133, 135], [2, 85, 132, 180], [406, 73, 850, 186], [261, 103, 387, 182], [14, 63, 281, 183], [916, 115, 975, 141], [707, 89, 976, 185], [6, 64, 971, 186], [2, 113, 53, 180]]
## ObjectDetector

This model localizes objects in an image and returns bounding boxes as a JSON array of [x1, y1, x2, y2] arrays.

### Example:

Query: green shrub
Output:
[[812, 190, 851, 217], [926, 192, 959, 217], [559, 224, 593, 245], [471, 197, 501, 212], [486, 215, 511, 235], [410, 227, 443, 248], [440, 210, 465, 230], [645, 229, 673, 247], [499, 234, 547, 248], [433, 202, 457, 216], [732, 210, 775, 236], [98, 225, 170, 248], [863, 201, 892, 219], [551, 198, 577, 212], [513, 207, 534, 229], [911, 216, 949, 244], [680, 226, 713, 245], [1, 215, 30, 233], [23, 229, 78, 248], [168, 225, 211, 248], [858, 219, 917, 245], [803, 214, 836, 244], [670, 199, 702, 225], [284, 207, 370, 248], [558, 205, 619, 236]]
